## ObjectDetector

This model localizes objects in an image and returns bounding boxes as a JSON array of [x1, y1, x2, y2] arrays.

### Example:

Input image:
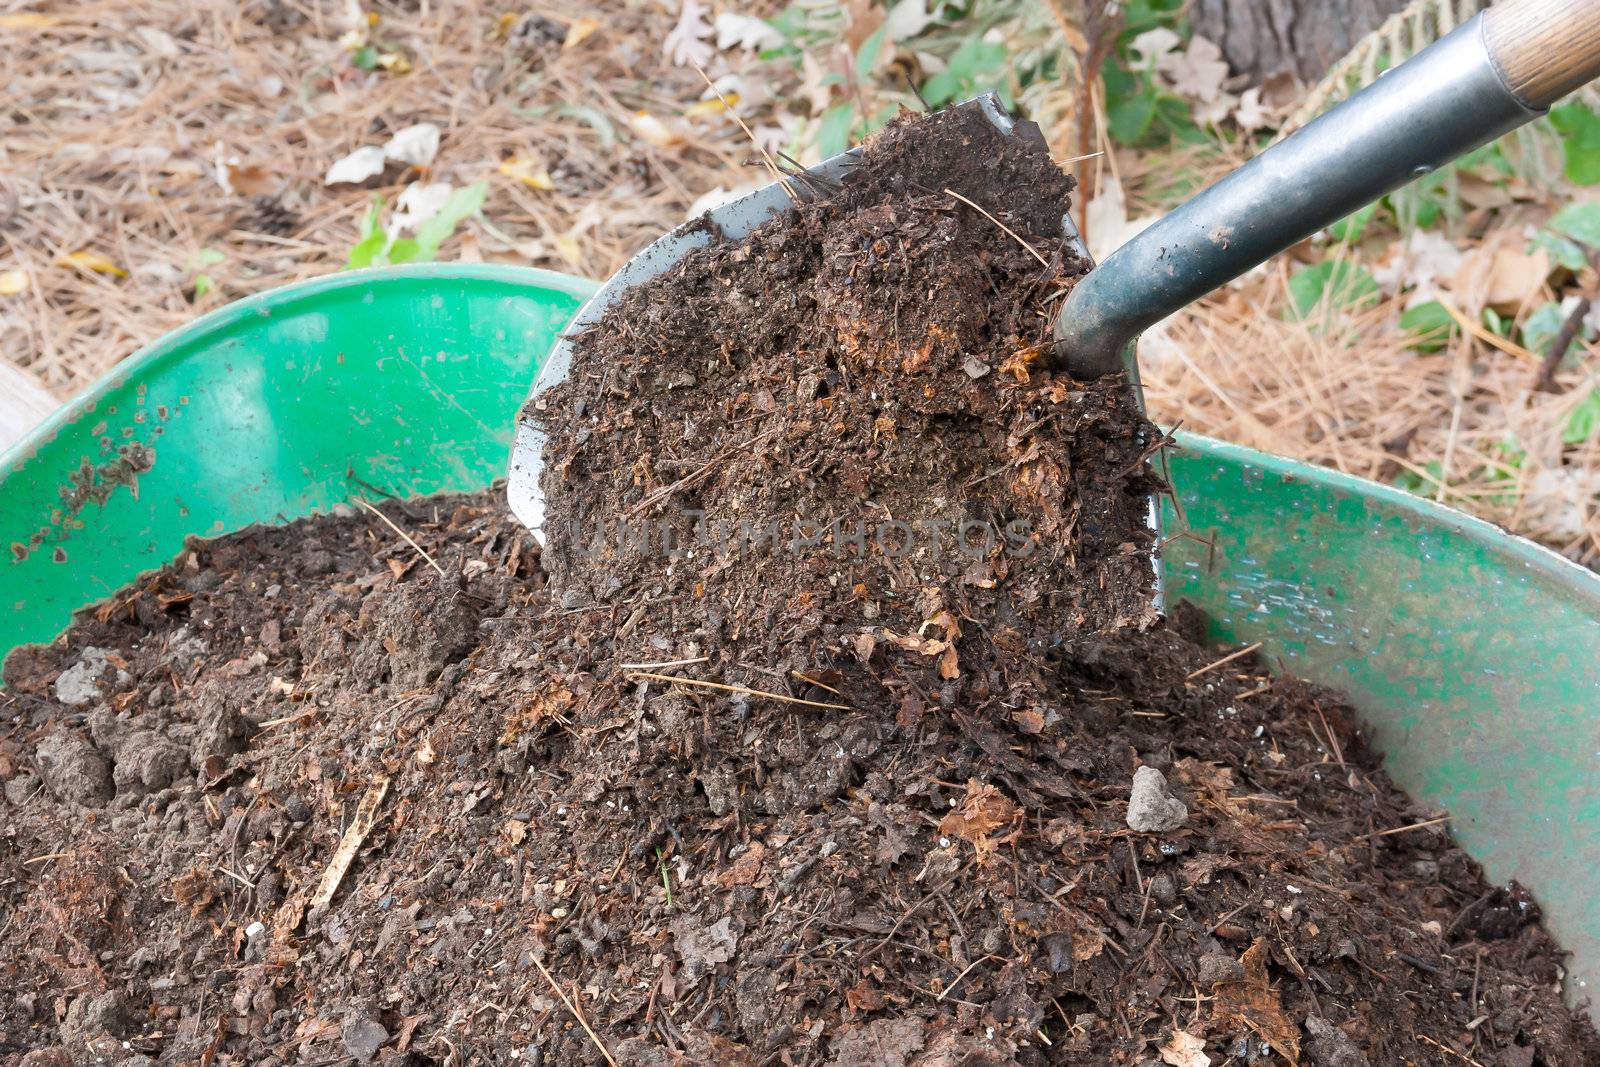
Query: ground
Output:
[[2, 0, 1599, 561]]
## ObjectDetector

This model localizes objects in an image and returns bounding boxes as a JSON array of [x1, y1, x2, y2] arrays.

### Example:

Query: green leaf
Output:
[[192, 273, 214, 298], [346, 229, 386, 269], [196, 248, 225, 268], [1106, 73, 1157, 145], [385, 238, 422, 265], [817, 103, 855, 159], [351, 45, 380, 71], [1531, 231, 1590, 272], [1399, 300, 1456, 352], [1328, 202, 1379, 244], [920, 35, 1004, 107], [1549, 200, 1600, 248], [1521, 301, 1569, 356], [1286, 260, 1379, 320], [1564, 389, 1600, 445], [1550, 102, 1600, 186], [855, 24, 887, 84], [1392, 460, 1444, 496], [412, 182, 487, 260], [1481, 307, 1507, 337]]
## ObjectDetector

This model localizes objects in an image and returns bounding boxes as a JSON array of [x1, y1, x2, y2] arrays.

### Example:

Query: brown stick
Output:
[[1536, 260, 1596, 393], [626, 671, 852, 711], [531, 956, 619, 1067], [1185, 641, 1264, 681]]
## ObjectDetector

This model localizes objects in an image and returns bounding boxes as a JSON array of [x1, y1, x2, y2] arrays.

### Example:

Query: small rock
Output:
[[1042, 931, 1074, 974], [1126, 766, 1188, 833], [962, 357, 991, 379], [1304, 1017, 1370, 1067], [1197, 952, 1245, 986], [341, 1016, 389, 1062], [54, 647, 128, 706], [35, 731, 113, 806]]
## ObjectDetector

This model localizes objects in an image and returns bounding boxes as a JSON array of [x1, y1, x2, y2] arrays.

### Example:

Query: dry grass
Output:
[[2, 0, 1597, 564]]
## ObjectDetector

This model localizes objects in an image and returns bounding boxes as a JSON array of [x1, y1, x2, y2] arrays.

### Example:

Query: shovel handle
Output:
[[1485, 0, 1600, 109], [1055, 0, 1600, 380]]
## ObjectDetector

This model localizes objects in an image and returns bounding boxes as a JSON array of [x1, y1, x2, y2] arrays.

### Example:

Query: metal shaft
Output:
[[1054, 14, 1546, 380]]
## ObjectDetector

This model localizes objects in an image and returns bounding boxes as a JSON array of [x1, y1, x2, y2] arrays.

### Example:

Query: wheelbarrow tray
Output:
[[3, 264, 1597, 1009]]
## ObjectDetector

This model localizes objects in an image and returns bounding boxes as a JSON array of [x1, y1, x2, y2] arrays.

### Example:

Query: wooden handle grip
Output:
[[1483, 0, 1600, 108]]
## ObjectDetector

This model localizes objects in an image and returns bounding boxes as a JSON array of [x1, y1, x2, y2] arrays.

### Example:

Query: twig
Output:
[[354, 498, 446, 579], [531, 955, 619, 1067], [1353, 815, 1450, 841], [617, 656, 709, 671], [1417, 1033, 1487, 1067], [627, 427, 779, 517], [691, 64, 793, 203], [943, 188, 1049, 267], [1536, 290, 1594, 393], [1186, 641, 1263, 681], [626, 671, 851, 711], [312, 778, 390, 909]]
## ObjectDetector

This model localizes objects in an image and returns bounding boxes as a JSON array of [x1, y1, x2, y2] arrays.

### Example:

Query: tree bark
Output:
[[1192, 0, 1415, 85]]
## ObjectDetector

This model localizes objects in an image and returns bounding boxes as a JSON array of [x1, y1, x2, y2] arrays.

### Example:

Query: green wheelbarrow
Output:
[[3, 265, 1599, 1011]]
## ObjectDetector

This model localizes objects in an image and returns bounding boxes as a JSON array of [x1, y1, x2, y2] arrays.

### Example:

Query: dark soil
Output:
[[3, 104, 1598, 1067]]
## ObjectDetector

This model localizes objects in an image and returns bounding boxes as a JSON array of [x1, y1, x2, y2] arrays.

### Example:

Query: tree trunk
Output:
[[1192, 0, 1415, 85]]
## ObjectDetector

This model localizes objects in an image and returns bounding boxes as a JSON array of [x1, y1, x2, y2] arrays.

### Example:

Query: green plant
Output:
[[1399, 300, 1456, 352], [346, 183, 487, 269], [1286, 260, 1379, 320], [1101, 0, 1201, 148], [1550, 102, 1600, 186], [1565, 389, 1600, 445], [190, 248, 225, 300]]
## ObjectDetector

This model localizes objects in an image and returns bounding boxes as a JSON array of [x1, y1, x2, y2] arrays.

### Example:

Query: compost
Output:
[[3, 106, 1597, 1067]]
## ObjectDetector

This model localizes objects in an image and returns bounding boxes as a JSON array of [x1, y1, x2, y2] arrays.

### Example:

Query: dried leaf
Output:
[[630, 111, 685, 149], [662, 0, 714, 68], [563, 15, 601, 49], [1211, 940, 1300, 1064], [1159, 1028, 1212, 1067], [0, 13, 59, 28], [714, 841, 766, 889], [0, 270, 29, 296], [57, 251, 126, 276], [714, 12, 779, 52], [939, 779, 1019, 862], [499, 157, 556, 190], [324, 145, 386, 185], [685, 93, 739, 120], [383, 123, 441, 167]]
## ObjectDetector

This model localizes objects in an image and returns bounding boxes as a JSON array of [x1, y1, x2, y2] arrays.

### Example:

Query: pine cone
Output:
[[244, 196, 300, 237]]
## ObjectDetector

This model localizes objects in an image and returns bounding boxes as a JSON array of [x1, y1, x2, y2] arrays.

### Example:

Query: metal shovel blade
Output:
[[504, 93, 1118, 538]]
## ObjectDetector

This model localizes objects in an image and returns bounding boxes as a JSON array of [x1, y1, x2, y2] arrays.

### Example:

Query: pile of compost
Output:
[[3, 105, 1597, 1067]]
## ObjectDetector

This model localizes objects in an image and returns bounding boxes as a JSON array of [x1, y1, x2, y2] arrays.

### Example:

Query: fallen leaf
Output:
[[1159, 35, 1230, 104], [499, 157, 556, 190], [57, 251, 126, 277], [383, 122, 441, 167], [1449, 240, 1550, 312], [391, 181, 454, 232], [663, 0, 714, 68], [1211, 940, 1300, 1064], [1159, 1028, 1212, 1067], [0, 13, 59, 28], [631, 111, 685, 149], [883, 0, 937, 42], [672, 914, 738, 970], [685, 93, 739, 120], [0, 270, 29, 296], [844, 978, 886, 1014], [714, 12, 779, 51], [714, 841, 766, 889], [563, 15, 601, 49], [324, 144, 387, 185], [939, 779, 1020, 862]]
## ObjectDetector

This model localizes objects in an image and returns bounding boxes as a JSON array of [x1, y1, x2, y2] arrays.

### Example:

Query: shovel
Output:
[[508, 0, 1600, 546]]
